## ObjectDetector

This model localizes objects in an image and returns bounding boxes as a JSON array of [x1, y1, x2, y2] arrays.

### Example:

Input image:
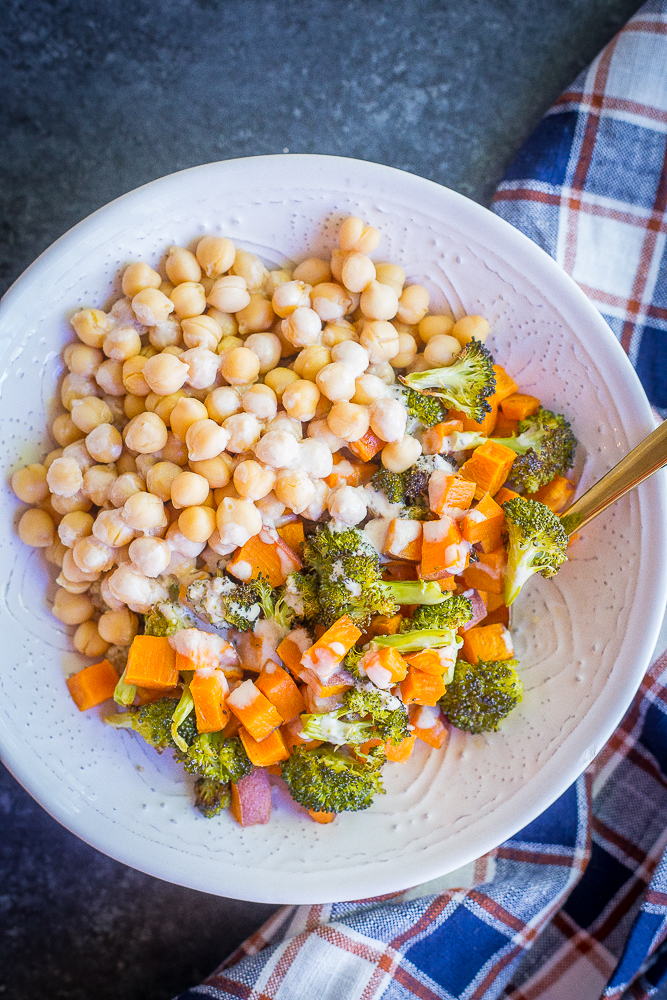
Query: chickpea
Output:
[[220, 347, 260, 386], [123, 412, 168, 454], [272, 280, 311, 318], [206, 274, 250, 313], [143, 461, 180, 502], [18, 507, 55, 547], [391, 332, 418, 369], [360, 319, 400, 363], [46, 457, 83, 498], [216, 335, 245, 363], [242, 384, 277, 421], [340, 253, 375, 294], [181, 315, 222, 351], [121, 262, 161, 298], [140, 349, 191, 402], [108, 473, 144, 508], [121, 395, 143, 420], [297, 438, 333, 479], [215, 496, 262, 547], [418, 314, 455, 343], [375, 262, 405, 296], [330, 340, 369, 378], [265, 269, 293, 297], [327, 401, 370, 442], [70, 396, 113, 434], [61, 373, 98, 411], [327, 485, 368, 526], [282, 379, 320, 421], [160, 432, 189, 466], [122, 491, 167, 531], [102, 326, 141, 363], [254, 429, 300, 469], [149, 317, 183, 350], [382, 434, 422, 473], [73, 620, 110, 657], [205, 386, 241, 423], [165, 246, 201, 285], [313, 393, 332, 420], [59, 439, 91, 473], [330, 248, 346, 282], [309, 282, 352, 323], [207, 309, 238, 337], [253, 491, 286, 525], [282, 307, 322, 349], [93, 509, 136, 547], [169, 397, 207, 440], [230, 249, 267, 291], [62, 547, 100, 584], [264, 367, 298, 400], [274, 319, 297, 359], [51, 413, 84, 448], [196, 236, 236, 278], [351, 373, 387, 406], [244, 334, 282, 377], [338, 217, 380, 254], [95, 359, 125, 396], [290, 346, 327, 383], [70, 308, 113, 348], [169, 281, 207, 320], [424, 334, 461, 367], [170, 471, 209, 509], [189, 455, 231, 488], [177, 505, 216, 544], [233, 460, 275, 500], [73, 535, 115, 574], [12, 463, 49, 504], [451, 314, 490, 346], [395, 284, 430, 326], [290, 257, 329, 285], [274, 469, 315, 515], [50, 490, 92, 515], [185, 418, 230, 462], [98, 606, 139, 645], [321, 319, 359, 348], [129, 536, 171, 577], [165, 520, 206, 558], [85, 423, 123, 463], [52, 588, 94, 625], [82, 464, 117, 506], [316, 361, 356, 402], [129, 288, 173, 328], [45, 539, 68, 567], [58, 510, 94, 548], [150, 392, 185, 427], [265, 412, 303, 439], [63, 343, 103, 378], [366, 361, 396, 384], [307, 417, 346, 453], [370, 398, 407, 443], [360, 280, 399, 321], [135, 453, 157, 480]]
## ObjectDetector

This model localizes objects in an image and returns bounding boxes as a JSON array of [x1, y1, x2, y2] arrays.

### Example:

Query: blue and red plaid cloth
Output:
[[176, 3, 667, 997]]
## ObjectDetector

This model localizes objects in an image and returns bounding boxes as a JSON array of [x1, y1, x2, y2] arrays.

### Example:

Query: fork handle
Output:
[[560, 419, 667, 535]]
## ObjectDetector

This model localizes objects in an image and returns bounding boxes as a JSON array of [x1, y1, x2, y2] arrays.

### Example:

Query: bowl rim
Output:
[[1, 153, 666, 903]]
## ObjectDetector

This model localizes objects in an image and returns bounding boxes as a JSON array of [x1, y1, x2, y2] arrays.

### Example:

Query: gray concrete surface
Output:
[[0, 1, 647, 997]]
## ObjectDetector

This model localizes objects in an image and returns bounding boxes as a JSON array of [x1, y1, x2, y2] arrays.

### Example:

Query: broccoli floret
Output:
[[400, 340, 497, 423], [369, 465, 430, 517], [105, 696, 194, 751], [143, 601, 192, 636], [113, 667, 136, 707], [283, 571, 321, 622], [186, 576, 261, 631], [344, 687, 410, 745], [374, 629, 461, 654], [503, 496, 568, 606], [402, 386, 447, 427], [506, 408, 577, 493], [408, 594, 473, 630], [280, 746, 385, 813], [253, 576, 295, 633], [344, 645, 365, 680], [193, 776, 231, 818], [439, 658, 523, 733], [300, 708, 375, 746], [304, 525, 393, 626], [180, 732, 253, 784], [370, 467, 406, 504]]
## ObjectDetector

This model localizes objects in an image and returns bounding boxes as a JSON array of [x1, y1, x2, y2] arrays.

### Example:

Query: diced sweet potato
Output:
[[300, 615, 362, 679], [277, 520, 305, 552], [461, 493, 505, 553], [459, 440, 516, 500], [531, 476, 576, 512], [400, 667, 448, 706], [67, 659, 119, 711], [491, 365, 519, 402], [493, 411, 519, 438], [362, 646, 408, 686], [235, 631, 279, 673], [125, 635, 179, 690], [500, 393, 540, 421], [421, 516, 469, 580], [276, 629, 312, 675], [494, 486, 520, 506], [190, 669, 230, 733], [410, 704, 449, 749], [448, 402, 498, 437], [383, 518, 423, 561], [460, 547, 507, 595], [348, 428, 383, 462], [461, 623, 514, 664], [309, 808, 335, 823], [381, 561, 418, 581], [239, 726, 290, 767], [480, 605, 510, 627], [422, 419, 464, 455], [429, 472, 476, 515], [360, 613, 403, 644], [299, 666, 354, 698], [405, 646, 456, 677], [226, 679, 283, 741], [227, 531, 302, 588], [256, 663, 306, 722], [385, 735, 416, 763], [230, 768, 271, 826]]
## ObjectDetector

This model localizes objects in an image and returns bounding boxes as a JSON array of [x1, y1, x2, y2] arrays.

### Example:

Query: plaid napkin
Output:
[[175, 4, 667, 997]]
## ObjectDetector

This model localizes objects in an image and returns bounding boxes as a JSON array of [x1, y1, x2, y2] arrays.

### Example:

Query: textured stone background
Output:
[[0, 1, 646, 997]]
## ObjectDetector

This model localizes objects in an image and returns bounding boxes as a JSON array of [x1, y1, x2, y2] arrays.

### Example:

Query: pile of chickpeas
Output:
[[12, 216, 490, 657]]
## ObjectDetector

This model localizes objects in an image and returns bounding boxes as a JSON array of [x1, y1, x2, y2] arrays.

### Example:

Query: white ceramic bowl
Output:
[[0, 155, 665, 904]]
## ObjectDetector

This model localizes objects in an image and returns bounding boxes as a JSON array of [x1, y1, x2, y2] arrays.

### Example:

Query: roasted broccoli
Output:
[[372, 593, 472, 653], [193, 776, 231, 818], [179, 732, 253, 784], [344, 686, 410, 745], [113, 667, 136, 707], [370, 463, 430, 516], [105, 696, 195, 751], [344, 645, 365, 680], [300, 708, 375, 746], [144, 601, 192, 636], [402, 386, 447, 427], [400, 340, 497, 423], [439, 658, 523, 733], [283, 571, 321, 621], [186, 576, 261, 631], [280, 746, 385, 813], [383, 581, 448, 607], [253, 576, 295, 632], [370, 467, 407, 504], [503, 496, 568, 605], [432, 408, 576, 493]]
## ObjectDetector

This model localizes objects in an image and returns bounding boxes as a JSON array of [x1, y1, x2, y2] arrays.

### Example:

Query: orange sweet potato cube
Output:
[[460, 547, 507, 595], [309, 808, 336, 823], [459, 440, 516, 500], [420, 516, 467, 580], [410, 705, 450, 749], [227, 532, 302, 588], [428, 472, 476, 515], [385, 735, 416, 763], [531, 476, 576, 512], [493, 411, 520, 438], [239, 726, 290, 767], [226, 679, 284, 741], [124, 635, 179, 690], [400, 667, 448, 706], [362, 646, 408, 684], [348, 428, 383, 462], [447, 403, 498, 437], [277, 520, 305, 552], [500, 393, 540, 421], [491, 365, 519, 402], [67, 659, 119, 711], [300, 616, 363, 676], [256, 663, 306, 723], [461, 623, 514, 664], [461, 493, 505, 553], [422, 419, 464, 455], [494, 486, 520, 506], [190, 670, 230, 733], [405, 647, 455, 677], [383, 519, 423, 561]]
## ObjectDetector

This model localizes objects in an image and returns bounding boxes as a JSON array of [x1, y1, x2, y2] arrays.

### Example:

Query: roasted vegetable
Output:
[[400, 340, 497, 423], [280, 746, 385, 813], [439, 658, 523, 733], [502, 496, 568, 605]]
